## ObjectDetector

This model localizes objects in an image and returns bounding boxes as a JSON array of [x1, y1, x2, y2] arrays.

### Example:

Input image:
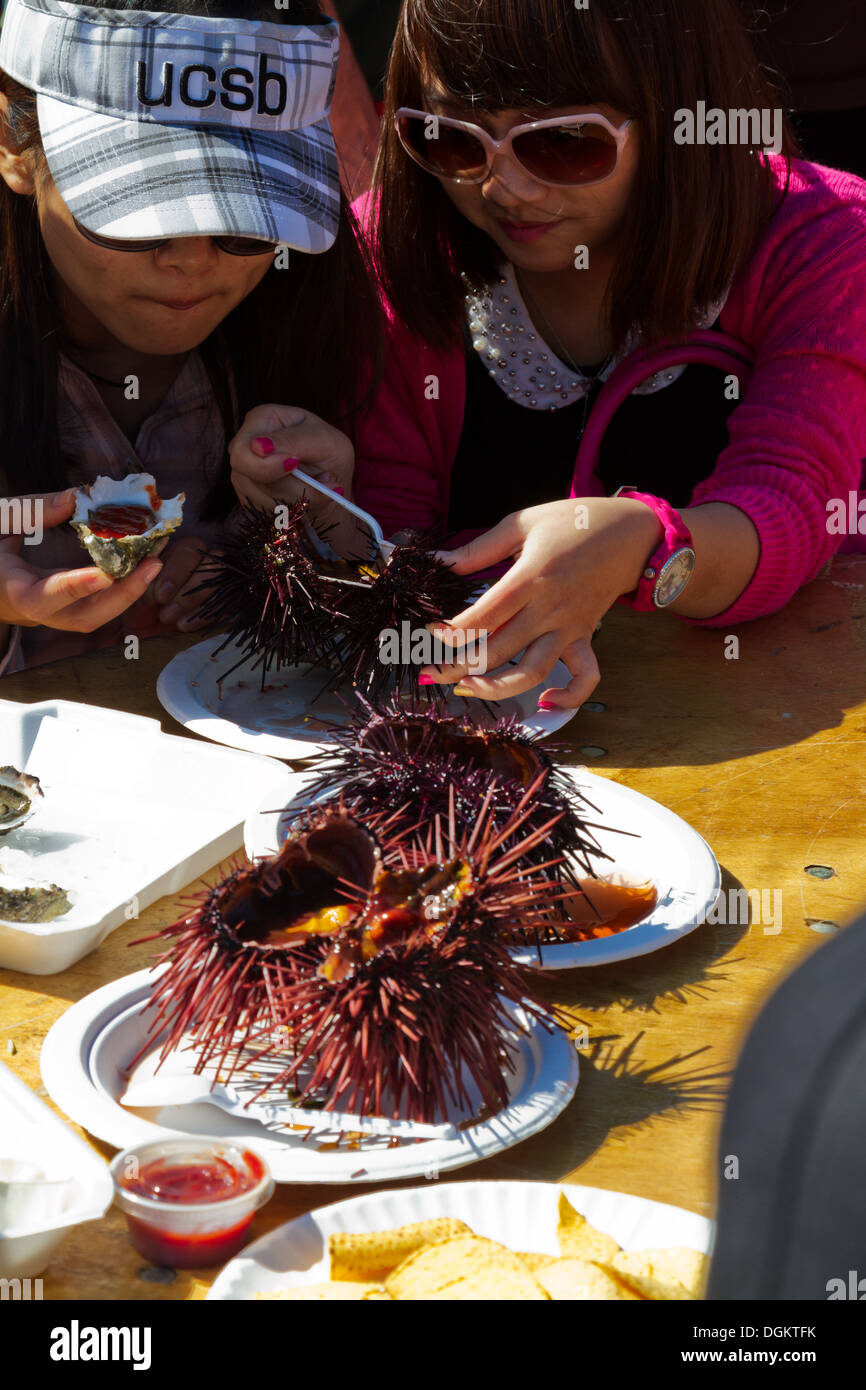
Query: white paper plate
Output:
[[206, 1180, 714, 1299], [243, 767, 721, 970], [41, 970, 579, 1185], [157, 636, 576, 761]]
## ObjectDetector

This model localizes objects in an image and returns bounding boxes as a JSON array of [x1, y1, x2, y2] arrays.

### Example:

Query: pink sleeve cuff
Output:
[[682, 488, 829, 627]]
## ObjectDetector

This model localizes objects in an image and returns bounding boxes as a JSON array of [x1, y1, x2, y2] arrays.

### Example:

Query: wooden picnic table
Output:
[[2, 552, 865, 1301]]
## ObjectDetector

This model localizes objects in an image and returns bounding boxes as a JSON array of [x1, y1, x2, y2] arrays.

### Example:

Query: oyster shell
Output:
[[0, 765, 43, 835], [0, 877, 71, 922], [72, 473, 185, 578]]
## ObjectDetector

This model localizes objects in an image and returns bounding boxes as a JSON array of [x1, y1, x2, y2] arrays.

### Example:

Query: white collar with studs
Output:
[[463, 263, 728, 411]]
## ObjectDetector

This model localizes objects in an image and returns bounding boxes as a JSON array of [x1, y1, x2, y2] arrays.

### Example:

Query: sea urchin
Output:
[[134, 798, 570, 1125], [303, 699, 620, 943], [196, 502, 477, 700]]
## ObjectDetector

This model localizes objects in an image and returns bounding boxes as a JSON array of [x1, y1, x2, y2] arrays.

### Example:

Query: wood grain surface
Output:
[[1, 555, 864, 1300]]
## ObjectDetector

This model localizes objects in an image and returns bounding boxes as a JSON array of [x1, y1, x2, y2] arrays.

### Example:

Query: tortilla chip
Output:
[[428, 1267, 550, 1300], [256, 1281, 390, 1300], [537, 1257, 642, 1301], [385, 1235, 529, 1300], [607, 1247, 706, 1300], [329, 1217, 472, 1283], [517, 1251, 558, 1272], [556, 1194, 621, 1264], [635, 1247, 708, 1297]]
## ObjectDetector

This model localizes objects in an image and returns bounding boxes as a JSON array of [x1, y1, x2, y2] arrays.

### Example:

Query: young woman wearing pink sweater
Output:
[[232, 0, 866, 711]]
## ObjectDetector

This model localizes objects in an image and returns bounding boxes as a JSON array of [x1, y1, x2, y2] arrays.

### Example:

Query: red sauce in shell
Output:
[[87, 503, 156, 539]]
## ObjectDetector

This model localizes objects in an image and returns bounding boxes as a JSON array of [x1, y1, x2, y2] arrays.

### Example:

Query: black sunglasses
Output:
[[72, 218, 279, 257]]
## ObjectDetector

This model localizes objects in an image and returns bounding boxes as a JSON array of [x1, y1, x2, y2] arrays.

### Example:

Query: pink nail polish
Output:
[[283, 457, 300, 473], [333, 485, 345, 496], [418, 674, 435, 686], [253, 436, 274, 454], [537, 700, 557, 712]]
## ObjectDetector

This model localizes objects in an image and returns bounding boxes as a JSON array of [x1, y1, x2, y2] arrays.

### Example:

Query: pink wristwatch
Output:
[[614, 489, 696, 611]]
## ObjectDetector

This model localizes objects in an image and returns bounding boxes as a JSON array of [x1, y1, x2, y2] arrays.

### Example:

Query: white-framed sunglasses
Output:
[[395, 107, 633, 187]]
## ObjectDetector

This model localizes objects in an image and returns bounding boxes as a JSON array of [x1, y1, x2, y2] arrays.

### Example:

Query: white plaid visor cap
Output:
[[0, 0, 341, 251]]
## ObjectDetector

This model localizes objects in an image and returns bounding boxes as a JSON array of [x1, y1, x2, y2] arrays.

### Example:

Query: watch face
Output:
[[654, 548, 696, 607]]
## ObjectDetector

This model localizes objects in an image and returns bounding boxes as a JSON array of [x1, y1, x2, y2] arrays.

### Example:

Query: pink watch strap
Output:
[[616, 491, 695, 611]]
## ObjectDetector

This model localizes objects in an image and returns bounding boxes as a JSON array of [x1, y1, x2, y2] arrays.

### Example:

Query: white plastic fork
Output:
[[291, 467, 396, 566]]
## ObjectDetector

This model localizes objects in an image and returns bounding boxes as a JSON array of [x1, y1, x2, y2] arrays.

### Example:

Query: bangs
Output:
[[400, 0, 638, 114]]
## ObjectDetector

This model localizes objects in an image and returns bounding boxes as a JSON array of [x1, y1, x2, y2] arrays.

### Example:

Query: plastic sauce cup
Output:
[[110, 1140, 273, 1268]]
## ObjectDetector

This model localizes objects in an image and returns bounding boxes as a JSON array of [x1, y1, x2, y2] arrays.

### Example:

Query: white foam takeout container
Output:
[[0, 699, 294, 974], [0, 1059, 112, 1278]]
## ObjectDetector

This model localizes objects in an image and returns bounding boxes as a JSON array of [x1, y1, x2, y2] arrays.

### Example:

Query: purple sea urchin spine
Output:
[[329, 538, 478, 701], [195, 505, 477, 701], [194, 501, 345, 684], [132, 799, 571, 1125], [302, 700, 615, 928]]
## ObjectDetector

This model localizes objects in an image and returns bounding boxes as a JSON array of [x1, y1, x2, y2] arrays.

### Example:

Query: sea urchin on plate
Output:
[[195, 502, 477, 701], [299, 700, 641, 946], [133, 798, 571, 1125]]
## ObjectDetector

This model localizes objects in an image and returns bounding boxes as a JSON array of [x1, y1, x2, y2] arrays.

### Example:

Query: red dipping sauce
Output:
[[87, 503, 155, 539], [122, 1152, 263, 1203], [124, 1209, 257, 1268], [111, 1142, 273, 1269]]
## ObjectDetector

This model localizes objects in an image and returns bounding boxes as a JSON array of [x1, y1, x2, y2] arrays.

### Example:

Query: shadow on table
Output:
[[487, 1030, 730, 1181], [535, 866, 751, 1018], [572, 555, 866, 768]]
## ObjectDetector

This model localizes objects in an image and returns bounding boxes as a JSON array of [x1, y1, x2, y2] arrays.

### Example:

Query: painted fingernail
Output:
[[160, 603, 180, 623], [154, 579, 174, 603], [453, 683, 475, 697], [537, 700, 557, 712], [253, 436, 274, 454], [333, 485, 345, 496], [283, 457, 301, 473], [418, 674, 436, 686]]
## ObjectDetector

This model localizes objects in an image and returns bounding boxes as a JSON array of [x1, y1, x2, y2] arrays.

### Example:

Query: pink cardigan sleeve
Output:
[[690, 162, 866, 626], [353, 316, 466, 539], [351, 190, 465, 537]]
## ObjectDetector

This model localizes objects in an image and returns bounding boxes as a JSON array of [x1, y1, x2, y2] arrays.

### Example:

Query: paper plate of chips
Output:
[[207, 1180, 713, 1300]]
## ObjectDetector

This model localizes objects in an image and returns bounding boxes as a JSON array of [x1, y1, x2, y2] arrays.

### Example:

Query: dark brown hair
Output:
[[0, 0, 381, 510], [373, 0, 796, 353]]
